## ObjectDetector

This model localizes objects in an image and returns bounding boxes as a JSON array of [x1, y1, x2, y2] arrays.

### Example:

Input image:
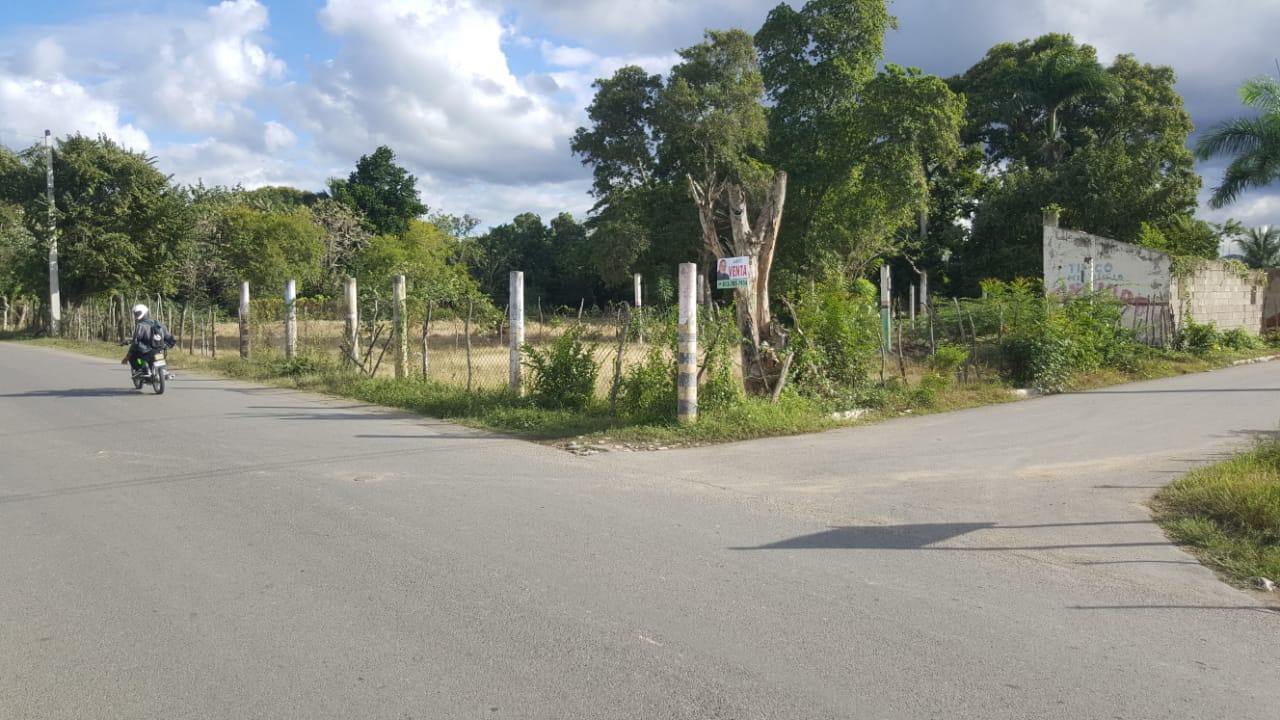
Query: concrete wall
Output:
[[1172, 264, 1266, 334], [1043, 224, 1171, 303], [1042, 216, 1270, 340], [1263, 269, 1280, 333]]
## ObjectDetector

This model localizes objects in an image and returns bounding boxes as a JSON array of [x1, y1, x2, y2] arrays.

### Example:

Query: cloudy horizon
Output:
[[2, 0, 1277, 235]]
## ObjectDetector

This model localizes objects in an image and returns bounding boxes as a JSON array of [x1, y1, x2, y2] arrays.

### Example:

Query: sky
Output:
[[2, 0, 1278, 241]]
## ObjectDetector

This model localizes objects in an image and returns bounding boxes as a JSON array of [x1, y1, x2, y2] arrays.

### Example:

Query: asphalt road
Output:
[[0, 342, 1276, 720]]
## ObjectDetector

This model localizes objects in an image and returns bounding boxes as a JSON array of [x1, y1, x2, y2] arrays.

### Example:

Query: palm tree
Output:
[[1014, 47, 1116, 166], [1195, 77, 1280, 208], [1237, 225, 1280, 268]]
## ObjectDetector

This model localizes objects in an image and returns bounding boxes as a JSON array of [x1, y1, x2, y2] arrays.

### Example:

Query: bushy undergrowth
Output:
[[523, 325, 599, 410], [787, 277, 881, 399], [994, 286, 1142, 391]]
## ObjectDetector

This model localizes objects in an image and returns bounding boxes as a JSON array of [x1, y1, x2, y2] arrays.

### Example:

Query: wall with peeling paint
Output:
[[1043, 217, 1269, 339], [1043, 226, 1172, 303]]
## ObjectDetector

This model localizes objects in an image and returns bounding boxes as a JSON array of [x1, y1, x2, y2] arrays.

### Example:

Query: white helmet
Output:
[[132, 304, 149, 320]]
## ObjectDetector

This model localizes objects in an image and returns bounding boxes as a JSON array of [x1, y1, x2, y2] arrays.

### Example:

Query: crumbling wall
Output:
[[1043, 221, 1175, 343]]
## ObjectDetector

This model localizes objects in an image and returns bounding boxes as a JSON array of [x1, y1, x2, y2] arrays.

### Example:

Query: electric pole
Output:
[[45, 130, 60, 335]]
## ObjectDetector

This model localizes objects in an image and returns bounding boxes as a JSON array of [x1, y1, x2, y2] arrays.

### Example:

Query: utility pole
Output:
[[45, 130, 61, 336]]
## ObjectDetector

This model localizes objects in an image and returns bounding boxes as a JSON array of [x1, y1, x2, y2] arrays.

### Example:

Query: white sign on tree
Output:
[[716, 256, 750, 289]]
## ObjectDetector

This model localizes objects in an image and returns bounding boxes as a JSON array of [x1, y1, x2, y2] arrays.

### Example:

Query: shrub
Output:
[[1220, 327, 1263, 351], [618, 345, 675, 421], [926, 343, 968, 379], [1174, 320, 1220, 354], [523, 325, 599, 410], [698, 306, 743, 412], [787, 277, 881, 397]]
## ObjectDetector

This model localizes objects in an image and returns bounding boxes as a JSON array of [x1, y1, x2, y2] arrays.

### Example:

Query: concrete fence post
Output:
[[344, 277, 359, 366], [509, 271, 525, 395], [920, 271, 929, 316], [238, 281, 250, 360], [392, 275, 407, 379], [880, 264, 892, 351], [284, 279, 297, 360], [678, 263, 698, 424], [633, 272, 644, 342]]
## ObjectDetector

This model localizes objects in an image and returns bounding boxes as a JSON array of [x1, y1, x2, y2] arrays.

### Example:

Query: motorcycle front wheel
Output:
[[132, 375, 143, 390]]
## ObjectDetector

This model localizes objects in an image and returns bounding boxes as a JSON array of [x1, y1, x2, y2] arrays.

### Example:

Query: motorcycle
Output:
[[123, 341, 174, 395]]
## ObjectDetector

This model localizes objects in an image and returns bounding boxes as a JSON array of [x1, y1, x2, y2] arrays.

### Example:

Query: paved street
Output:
[[1, 342, 1276, 719]]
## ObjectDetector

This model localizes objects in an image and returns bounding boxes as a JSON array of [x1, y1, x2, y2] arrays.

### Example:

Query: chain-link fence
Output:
[[243, 294, 662, 395], [58, 283, 693, 396]]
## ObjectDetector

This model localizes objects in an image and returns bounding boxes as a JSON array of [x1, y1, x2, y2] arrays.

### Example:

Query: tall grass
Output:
[[1155, 438, 1280, 582]]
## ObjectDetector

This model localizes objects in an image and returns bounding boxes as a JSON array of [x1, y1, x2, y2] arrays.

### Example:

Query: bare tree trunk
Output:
[[724, 171, 789, 395]]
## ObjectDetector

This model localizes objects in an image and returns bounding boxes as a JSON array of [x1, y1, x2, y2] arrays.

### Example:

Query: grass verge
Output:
[[1154, 437, 1280, 584]]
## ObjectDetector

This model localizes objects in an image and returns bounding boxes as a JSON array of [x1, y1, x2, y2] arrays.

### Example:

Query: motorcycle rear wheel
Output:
[[152, 370, 165, 395]]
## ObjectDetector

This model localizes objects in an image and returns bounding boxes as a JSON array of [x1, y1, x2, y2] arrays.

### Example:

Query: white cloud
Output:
[[288, 0, 583, 190], [263, 121, 297, 152], [540, 43, 598, 68], [158, 137, 323, 191], [0, 75, 149, 152], [28, 38, 66, 80], [122, 0, 286, 138]]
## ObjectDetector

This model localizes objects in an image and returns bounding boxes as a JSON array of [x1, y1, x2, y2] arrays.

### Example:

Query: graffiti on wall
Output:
[[1043, 228, 1171, 306]]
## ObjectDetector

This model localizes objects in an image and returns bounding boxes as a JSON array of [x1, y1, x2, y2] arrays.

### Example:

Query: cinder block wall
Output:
[[1263, 269, 1280, 333], [1171, 264, 1266, 333]]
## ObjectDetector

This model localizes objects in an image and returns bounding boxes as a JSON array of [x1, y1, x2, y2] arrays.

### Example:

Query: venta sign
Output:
[[715, 256, 749, 289]]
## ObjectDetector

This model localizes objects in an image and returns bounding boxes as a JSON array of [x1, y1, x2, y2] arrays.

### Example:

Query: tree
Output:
[[0, 134, 191, 299], [1195, 76, 1280, 208], [471, 213, 553, 305], [660, 28, 789, 395], [1236, 225, 1280, 268], [216, 207, 323, 300], [758, 1, 964, 282], [311, 198, 371, 292], [951, 36, 1201, 287], [571, 66, 663, 199], [351, 219, 478, 303], [328, 146, 428, 237]]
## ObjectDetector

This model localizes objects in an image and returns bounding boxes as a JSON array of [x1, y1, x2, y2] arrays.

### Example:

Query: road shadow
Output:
[[1070, 605, 1278, 614], [1073, 388, 1280, 394], [730, 522, 994, 550], [0, 387, 140, 398], [731, 520, 1159, 551]]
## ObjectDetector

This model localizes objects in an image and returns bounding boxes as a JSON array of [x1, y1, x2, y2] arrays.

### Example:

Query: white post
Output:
[[238, 281, 250, 359], [880, 264, 892, 351], [45, 130, 60, 336], [344, 277, 359, 366], [920, 271, 929, 316], [392, 275, 407, 379], [678, 263, 698, 424], [909, 283, 917, 323], [633, 272, 644, 342], [284, 279, 297, 360], [509, 271, 525, 395]]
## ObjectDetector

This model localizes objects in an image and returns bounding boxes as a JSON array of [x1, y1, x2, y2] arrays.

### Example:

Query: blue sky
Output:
[[1, 0, 1277, 236]]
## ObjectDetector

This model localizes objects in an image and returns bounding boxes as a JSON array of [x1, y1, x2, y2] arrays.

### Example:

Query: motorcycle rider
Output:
[[121, 304, 176, 376]]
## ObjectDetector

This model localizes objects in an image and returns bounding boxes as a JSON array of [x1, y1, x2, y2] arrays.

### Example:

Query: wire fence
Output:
[[19, 278, 1180, 396], [47, 287, 674, 395]]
